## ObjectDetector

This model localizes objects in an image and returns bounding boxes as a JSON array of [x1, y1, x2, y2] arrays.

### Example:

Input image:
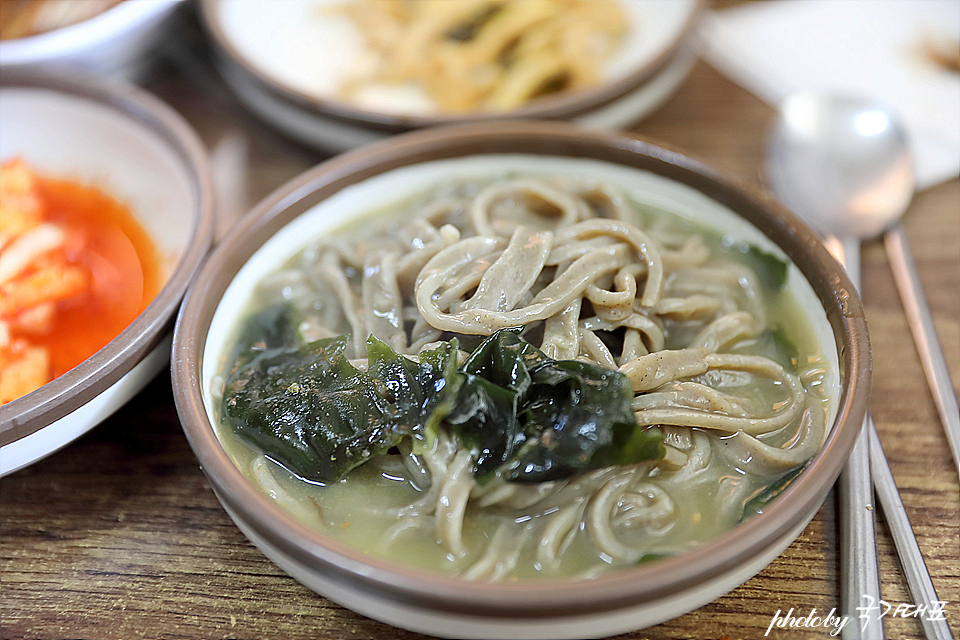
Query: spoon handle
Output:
[[884, 223, 960, 478], [837, 238, 884, 640], [868, 418, 954, 640]]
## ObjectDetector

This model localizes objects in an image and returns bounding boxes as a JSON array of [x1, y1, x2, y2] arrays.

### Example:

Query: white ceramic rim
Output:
[[0, 336, 170, 476], [222, 492, 821, 639], [215, 36, 700, 153]]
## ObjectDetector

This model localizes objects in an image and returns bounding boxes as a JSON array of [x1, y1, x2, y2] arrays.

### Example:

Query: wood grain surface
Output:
[[2, 5, 958, 640]]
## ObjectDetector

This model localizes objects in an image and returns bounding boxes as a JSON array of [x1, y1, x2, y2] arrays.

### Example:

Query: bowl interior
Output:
[[203, 154, 842, 429], [0, 87, 196, 272]]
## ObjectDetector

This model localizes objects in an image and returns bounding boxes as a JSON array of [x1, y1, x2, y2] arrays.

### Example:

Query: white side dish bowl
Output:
[[0, 69, 214, 476], [0, 0, 185, 80]]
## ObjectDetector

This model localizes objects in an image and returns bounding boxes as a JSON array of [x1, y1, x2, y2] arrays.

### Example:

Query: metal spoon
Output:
[[764, 93, 952, 640]]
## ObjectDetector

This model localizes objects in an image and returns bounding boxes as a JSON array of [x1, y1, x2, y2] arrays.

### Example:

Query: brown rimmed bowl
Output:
[[171, 121, 869, 639]]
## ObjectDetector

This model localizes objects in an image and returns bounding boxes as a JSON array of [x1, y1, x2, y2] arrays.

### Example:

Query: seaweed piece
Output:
[[222, 335, 398, 483], [221, 319, 663, 486], [740, 464, 807, 521], [636, 552, 668, 565], [221, 328, 458, 484], [444, 329, 664, 483], [224, 303, 301, 372], [731, 242, 789, 291], [749, 326, 800, 371]]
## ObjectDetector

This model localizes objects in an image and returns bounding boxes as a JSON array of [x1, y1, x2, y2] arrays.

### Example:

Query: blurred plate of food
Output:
[[0, 69, 214, 475], [0, 0, 185, 79], [200, 0, 703, 151]]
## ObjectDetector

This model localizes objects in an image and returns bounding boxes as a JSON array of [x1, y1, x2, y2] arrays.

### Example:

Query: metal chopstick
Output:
[[836, 237, 884, 640], [839, 418, 883, 640], [884, 223, 960, 479], [833, 236, 949, 640], [868, 418, 954, 640]]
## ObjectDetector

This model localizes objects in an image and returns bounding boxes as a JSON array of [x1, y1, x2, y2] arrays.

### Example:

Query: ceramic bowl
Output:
[[199, 0, 703, 151], [0, 0, 184, 79], [172, 121, 869, 639], [0, 69, 214, 475]]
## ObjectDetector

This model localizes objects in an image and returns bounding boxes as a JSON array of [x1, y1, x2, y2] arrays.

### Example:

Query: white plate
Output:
[[218, 38, 700, 152], [217, 0, 696, 115]]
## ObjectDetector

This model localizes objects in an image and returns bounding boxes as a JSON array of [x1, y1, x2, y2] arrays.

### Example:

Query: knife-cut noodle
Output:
[[216, 173, 833, 580]]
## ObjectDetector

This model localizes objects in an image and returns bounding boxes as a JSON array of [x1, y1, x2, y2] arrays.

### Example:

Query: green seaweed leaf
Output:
[[221, 320, 458, 484], [220, 317, 663, 486], [740, 464, 807, 521], [443, 329, 663, 483], [749, 326, 800, 371], [732, 242, 789, 291]]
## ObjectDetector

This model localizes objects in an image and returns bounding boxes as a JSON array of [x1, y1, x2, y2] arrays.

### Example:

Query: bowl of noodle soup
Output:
[[172, 121, 869, 639], [198, 0, 703, 151]]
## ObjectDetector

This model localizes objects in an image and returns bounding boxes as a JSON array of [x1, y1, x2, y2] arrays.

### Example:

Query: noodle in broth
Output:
[[215, 173, 832, 581]]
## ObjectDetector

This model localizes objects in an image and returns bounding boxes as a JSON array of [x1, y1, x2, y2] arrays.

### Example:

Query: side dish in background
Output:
[[213, 171, 833, 581], [0, 159, 163, 404], [327, 0, 626, 112], [0, 0, 123, 40], [0, 68, 213, 477], [202, 0, 701, 151]]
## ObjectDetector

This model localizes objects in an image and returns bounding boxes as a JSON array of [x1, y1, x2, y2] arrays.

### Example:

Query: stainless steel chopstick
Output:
[[834, 236, 949, 640], [868, 418, 954, 640], [839, 418, 883, 640], [836, 237, 884, 640], [884, 223, 960, 478]]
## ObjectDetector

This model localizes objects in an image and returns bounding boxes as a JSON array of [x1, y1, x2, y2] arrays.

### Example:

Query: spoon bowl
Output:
[[764, 93, 913, 240]]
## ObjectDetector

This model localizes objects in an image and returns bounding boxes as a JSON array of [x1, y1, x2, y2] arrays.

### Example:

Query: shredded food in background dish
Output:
[[919, 34, 960, 74], [0, 0, 123, 40], [0, 159, 163, 405], [325, 0, 628, 112]]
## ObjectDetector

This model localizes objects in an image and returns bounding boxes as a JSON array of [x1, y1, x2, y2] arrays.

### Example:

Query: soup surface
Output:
[[214, 171, 833, 581], [0, 158, 164, 404]]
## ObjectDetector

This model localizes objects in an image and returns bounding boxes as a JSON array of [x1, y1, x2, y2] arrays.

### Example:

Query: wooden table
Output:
[[3, 7, 958, 640]]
